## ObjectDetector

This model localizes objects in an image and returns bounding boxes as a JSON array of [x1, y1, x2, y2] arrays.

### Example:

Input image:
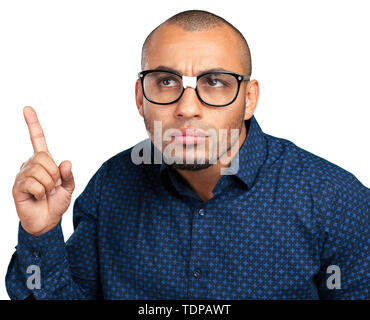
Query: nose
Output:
[[174, 87, 203, 120]]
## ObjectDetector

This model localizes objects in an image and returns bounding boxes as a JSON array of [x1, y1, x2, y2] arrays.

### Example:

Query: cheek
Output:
[[144, 103, 172, 121], [143, 104, 173, 136], [211, 105, 244, 131]]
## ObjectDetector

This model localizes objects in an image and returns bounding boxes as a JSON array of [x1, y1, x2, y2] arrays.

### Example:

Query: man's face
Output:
[[136, 24, 250, 170]]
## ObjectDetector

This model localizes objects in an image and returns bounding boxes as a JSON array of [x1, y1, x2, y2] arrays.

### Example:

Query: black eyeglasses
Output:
[[138, 69, 250, 107]]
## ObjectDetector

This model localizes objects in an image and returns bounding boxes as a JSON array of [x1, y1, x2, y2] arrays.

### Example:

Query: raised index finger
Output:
[[23, 106, 49, 154]]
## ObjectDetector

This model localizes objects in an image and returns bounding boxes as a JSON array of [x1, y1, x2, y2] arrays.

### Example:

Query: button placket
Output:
[[187, 205, 210, 298]]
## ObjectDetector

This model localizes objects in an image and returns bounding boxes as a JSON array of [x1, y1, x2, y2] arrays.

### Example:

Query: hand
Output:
[[12, 106, 75, 236]]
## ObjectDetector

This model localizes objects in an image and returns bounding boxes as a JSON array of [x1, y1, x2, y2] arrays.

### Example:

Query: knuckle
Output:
[[23, 176, 35, 187], [28, 153, 36, 162], [33, 182, 45, 195], [20, 156, 32, 169], [50, 167, 60, 179], [47, 162, 60, 181], [28, 163, 43, 175], [13, 177, 23, 188], [12, 186, 17, 198], [20, 164, 32, 175], [46, 180, 55, 191], [37, 183, 45, 194], [12, 179, 18, 192], [32, 151, 47, 162], [35, 190, 45, 200], [19, 161, 26, 170], [15, 171, 22, 180], [14, 172, 24, 185], [32, 151, 59, 179], [38, 150, 49, 157]]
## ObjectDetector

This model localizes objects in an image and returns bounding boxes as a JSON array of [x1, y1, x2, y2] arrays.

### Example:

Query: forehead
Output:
[[145, 24, 245, 75]]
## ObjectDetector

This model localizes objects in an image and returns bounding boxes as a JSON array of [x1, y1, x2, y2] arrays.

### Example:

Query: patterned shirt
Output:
[[6, 116, 369, 299]]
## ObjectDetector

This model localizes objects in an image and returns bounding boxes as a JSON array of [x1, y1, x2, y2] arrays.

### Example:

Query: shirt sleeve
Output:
[[316, 175, 370, 299], [5, 160, 109, 300]]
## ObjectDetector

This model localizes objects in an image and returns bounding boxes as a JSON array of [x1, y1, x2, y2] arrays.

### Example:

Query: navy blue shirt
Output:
[[6, 116, 369, 299]]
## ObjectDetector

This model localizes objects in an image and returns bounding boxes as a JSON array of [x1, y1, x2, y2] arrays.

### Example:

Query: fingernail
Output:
[[56, 178, 62, 186], [50, 188, 56, 195], [41, 194, 46, 200]]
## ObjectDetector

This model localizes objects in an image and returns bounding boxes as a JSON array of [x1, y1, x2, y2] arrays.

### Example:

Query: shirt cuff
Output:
[[16, 221, 66, 273]]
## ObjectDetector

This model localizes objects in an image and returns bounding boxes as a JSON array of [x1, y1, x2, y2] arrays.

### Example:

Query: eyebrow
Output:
[[152, 65, 230, 76]]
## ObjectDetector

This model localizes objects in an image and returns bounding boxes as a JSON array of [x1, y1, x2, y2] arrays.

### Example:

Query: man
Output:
[[6, 10, 369, 299]]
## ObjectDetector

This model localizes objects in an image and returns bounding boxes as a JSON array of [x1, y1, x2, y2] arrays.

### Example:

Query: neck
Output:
[[175, 121, 247, 202]]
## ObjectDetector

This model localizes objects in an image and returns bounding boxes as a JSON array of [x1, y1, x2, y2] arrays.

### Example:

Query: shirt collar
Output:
[[157, 115, 267, 189], [233, 115, 267, 188]]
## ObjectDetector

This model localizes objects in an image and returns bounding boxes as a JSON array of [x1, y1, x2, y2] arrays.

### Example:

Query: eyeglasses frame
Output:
[[138, 69, 250, 107]]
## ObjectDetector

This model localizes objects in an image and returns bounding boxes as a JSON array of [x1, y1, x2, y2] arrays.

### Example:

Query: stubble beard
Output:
[[143, 104, 246, 171]]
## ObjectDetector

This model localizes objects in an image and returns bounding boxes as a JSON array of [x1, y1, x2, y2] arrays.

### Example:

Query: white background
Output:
[[0, 0, 369, 300]]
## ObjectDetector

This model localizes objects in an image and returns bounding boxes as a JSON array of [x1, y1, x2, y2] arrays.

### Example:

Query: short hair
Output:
[[141, 10, 252, 76]]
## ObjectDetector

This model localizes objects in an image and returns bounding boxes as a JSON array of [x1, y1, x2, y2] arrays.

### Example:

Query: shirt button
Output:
[[192, 269, 201, 278], [198, 208, 205, 216]]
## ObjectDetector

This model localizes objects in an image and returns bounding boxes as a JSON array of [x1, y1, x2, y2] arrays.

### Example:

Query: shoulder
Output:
[[263, 133, 362, 191], [263, 133, 369, 232]]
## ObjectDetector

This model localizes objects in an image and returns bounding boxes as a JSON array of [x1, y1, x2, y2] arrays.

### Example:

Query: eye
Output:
[[203, 76, 226, 88], [158, 77, 179, 87]]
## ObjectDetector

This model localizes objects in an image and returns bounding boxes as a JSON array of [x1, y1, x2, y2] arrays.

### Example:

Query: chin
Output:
[[169, 162, 213, 171]]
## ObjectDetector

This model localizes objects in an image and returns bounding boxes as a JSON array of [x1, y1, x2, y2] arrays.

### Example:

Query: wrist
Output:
[[20, 222, 59, 237]]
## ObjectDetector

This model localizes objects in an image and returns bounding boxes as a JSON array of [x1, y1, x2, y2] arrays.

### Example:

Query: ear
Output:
[[243, 79, 259, 120], [135, 79, 144, 118]]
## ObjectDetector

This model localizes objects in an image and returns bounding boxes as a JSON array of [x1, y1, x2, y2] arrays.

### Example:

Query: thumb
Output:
[[59, 160, 75, 194]]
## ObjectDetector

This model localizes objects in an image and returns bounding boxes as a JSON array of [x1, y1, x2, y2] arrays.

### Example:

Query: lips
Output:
[[171, 127, 209, 137], [170, 127, 209, 145]]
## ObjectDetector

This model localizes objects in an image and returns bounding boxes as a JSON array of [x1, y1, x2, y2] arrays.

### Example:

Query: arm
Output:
[[316, 176, 369, 299], [6, 161, 108, 299]]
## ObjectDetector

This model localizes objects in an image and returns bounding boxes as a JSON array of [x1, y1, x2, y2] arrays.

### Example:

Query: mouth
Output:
[[170, 127, 209, 145]]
